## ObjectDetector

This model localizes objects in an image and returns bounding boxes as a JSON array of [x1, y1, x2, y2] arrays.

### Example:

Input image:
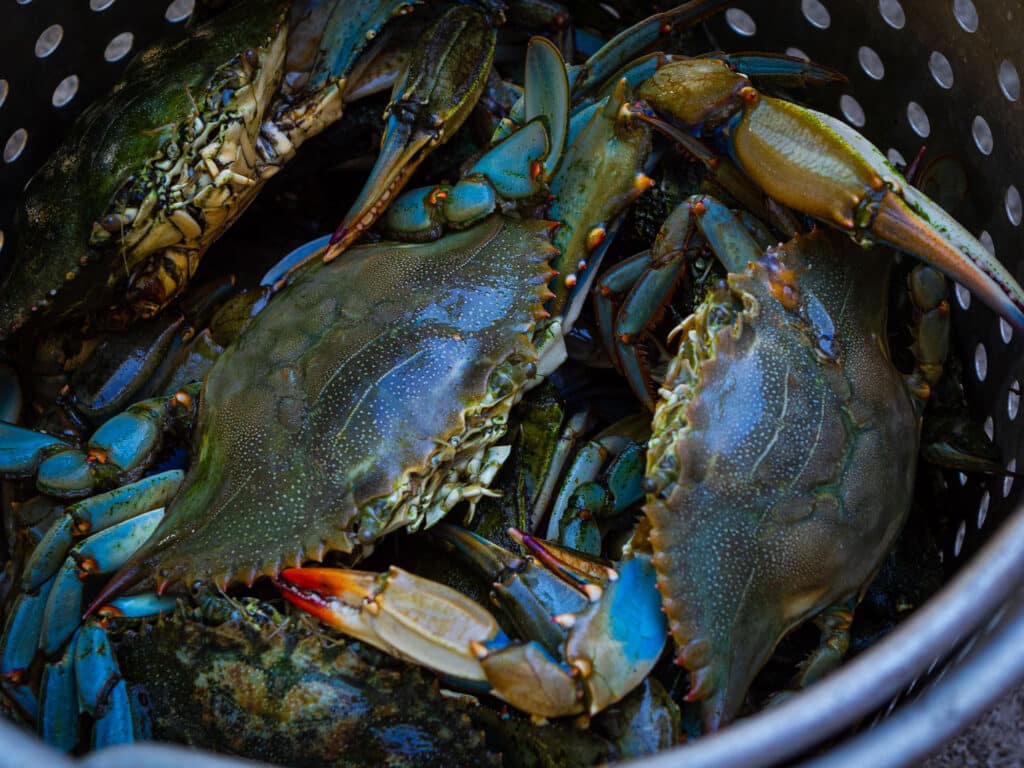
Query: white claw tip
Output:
[[583, 584, 604, 602]]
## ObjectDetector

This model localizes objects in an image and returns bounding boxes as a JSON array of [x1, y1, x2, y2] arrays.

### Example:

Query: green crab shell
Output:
[[0, 0, 289, 337], [645, 228, 919, 728], [131, 216, 556, 589]]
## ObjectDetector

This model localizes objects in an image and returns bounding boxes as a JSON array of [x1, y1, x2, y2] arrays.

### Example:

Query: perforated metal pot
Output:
[[0, 1, 1022, 766]]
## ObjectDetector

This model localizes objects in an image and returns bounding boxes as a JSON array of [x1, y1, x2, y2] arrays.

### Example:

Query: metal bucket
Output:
[[0, 1, 1022, 765]]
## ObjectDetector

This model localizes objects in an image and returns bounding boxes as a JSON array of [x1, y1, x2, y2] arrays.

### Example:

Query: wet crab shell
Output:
[[644, 228, 919, 728], [111, 216, 557, 592], [0, 0, 289, 339]]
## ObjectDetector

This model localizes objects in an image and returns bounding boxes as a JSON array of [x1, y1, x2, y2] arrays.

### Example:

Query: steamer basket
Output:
[[1, 1, 1023, 766]]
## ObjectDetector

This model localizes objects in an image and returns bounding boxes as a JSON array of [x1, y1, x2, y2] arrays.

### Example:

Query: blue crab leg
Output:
[[638, 59, 1024, 330], [39, 635, 78, 750], [525, 36, 570, 180], [303, 1, 425, 94], [0, 385, 197, 499], [381, 34, 566, 239], [1, 681, 38, 724], [0, 424, 72, 477], [75, 624, 134, 747], [591, 51, 843, 107], [1, 577, 55, 687], [548, 80, 654, 320], [40, 508, 166, 655], [545, 416, 650, 553], [22, 471, 183, 591], [321, 6, 497, 263], [568, 0, 733, 99], [280, 524, 666, 718]]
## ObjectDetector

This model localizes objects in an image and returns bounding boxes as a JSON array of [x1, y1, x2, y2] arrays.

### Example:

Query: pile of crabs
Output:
[[1, 0, 1022, 764]]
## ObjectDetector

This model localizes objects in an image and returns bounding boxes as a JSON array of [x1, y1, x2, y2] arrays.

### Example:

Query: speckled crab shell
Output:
[[104, 215, 557, 593], [0, 0, 290, 338], [644, 228, 919, 729]]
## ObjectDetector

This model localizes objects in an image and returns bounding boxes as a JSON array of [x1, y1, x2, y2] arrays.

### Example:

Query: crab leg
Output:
[[320, 5, 497, 263], [1, 476, 177, 750], [38, 637, 77, 750], [637, 58, 1024, 330], [544, 415, 650, 554], [279, 524, 666, 718], [0, 386, 198, 499]]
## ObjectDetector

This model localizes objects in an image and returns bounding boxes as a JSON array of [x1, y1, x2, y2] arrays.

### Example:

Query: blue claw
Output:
[[1, 680, 38, 723], [39, 635, 78, 751], [260, 235, 331, 287], [40, 508, 166, 654], [0, 423, 71, 476], [1, 576, 54, 682], [23, 471, 183, 591], [91, 679, 134, 748], [75, 624, 118, 718], [99, 594, 178, 619]]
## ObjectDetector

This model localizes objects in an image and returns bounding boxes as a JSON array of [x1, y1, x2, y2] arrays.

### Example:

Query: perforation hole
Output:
[[984, 416, 994, 441], [1004, 460, 1016, 497], [1006, 185, 1022, 226], [954, 282, 971, 310], [0, 80, 7, 109], [785, 47, 810, 61], [1008, 381, 1020, 420], [929, 51, 954, 89], [972, 116, 993, 155], [953, 520, 966, 557], [3, 129, 27, 163], [51, 75, 79, 108], [1001, 318, 1014, 344], [34, 24, 63, 59], [89, 0, 115, 10], [953, 0, 979, 32], [979, 229, 995, 255], [165, 0, 195, 23], [974, 342, 988, 381], [879, 0, 906, 28], [858, 46, 885, 80], [907, 101, 930, 137], [0, 230, 4, 255], [978, 491, 990, 529], [104, 32, 134, 62], [999, 59, 1021, 101], [801, 0, 831, 28], [840, 95, 866, 127], [887, 147, 907, 168], [725, 8, 757, 37]]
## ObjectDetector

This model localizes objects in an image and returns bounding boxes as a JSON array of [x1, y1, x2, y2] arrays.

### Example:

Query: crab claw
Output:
[[280, 526, 667, 719], [319, 5, 496, 265], [638, 59, 1024, 331], [729, 92, 1024, 331], [279, 566, 502, 684]]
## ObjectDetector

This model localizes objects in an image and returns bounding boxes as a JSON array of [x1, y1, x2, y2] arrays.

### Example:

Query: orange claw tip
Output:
[[634, 173, 655, 192], [86, 448, 108, 465], [564, 274, 578, 288], [586, 226, 607, 252], [95, 605, 125, 620]]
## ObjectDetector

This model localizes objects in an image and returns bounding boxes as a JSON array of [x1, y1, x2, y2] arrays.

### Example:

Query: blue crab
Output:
[[0, 0, 498, 340], [3, 0, 1024, 752]]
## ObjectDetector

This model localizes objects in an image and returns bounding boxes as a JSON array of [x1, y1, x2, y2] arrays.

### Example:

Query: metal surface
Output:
[[0, 0, 1022, 766]]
